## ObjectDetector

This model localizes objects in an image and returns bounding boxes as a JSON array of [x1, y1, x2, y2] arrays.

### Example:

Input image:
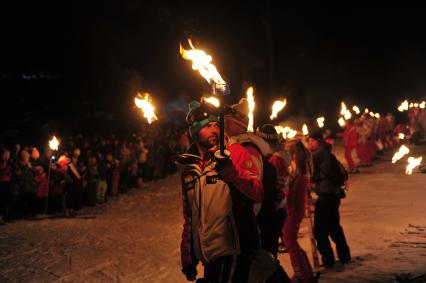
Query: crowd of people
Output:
[[0, 124, 190, 225], [176, 99, 425, 283]]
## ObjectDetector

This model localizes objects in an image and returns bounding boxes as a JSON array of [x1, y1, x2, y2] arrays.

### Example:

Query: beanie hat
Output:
[[186, 101, 218, 138], [225, 98, 250, 129], [309, 130, 323, 141], [256, 124, 278, 142]]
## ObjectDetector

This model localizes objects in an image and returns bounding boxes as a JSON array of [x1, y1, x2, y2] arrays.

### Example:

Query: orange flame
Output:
[[270, 99, 287, 120], [392, 145, 410, 163], [302, 124, 309, 135], [246, 87, 255, 132], [317, 117, 325, 128], [134, 93, 158, 124], [338, 117, 345, 127], [49, 136, 59, 151], [406, 156, 422, 175], [398, 100, 409, 112], [180, 39, 226, 92]]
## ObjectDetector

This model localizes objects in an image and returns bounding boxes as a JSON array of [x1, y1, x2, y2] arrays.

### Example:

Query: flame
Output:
[[246, 87, 255, 132], [344, 110, 352, 120], [134, 93, 158, 124], [340, 102, 352, 120], [270, 99, 287, 120], [317, 117, 325, 128], [409, 102, 414, 108], [392, 145, 410, 163], [406, 156, 422, 175], [302, 124, 309, 135], [398, 133, 405, 140], [338, 117, 346, 127], [340, 102, 347, 116], [275, 125, 297, 140], [203, 96, 220, 107], [398, 100, 409, 112], [49, 136, 59, 151], [180, 39, 226, 92], [420, 101, 425, 109], [375, 113, 380, 119], [364, 108, 369, 113], [414, 103, 419, 108], [352, 106, 360, 115]]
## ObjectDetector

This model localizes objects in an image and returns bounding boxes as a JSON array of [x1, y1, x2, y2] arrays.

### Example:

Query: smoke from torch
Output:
[[392, 145, 410, 163], [406, 156, 422, 175], [246, 87, 255, 132], [270, 99, 287, 120], [134, 93, 158, 124]]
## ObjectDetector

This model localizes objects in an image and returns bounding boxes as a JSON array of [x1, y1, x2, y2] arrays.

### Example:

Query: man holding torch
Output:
[[176, 100, 266, 282]]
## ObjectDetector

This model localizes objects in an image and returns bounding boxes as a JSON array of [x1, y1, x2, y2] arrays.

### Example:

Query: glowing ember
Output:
[[246, 87, 255, 132], [203, 96, 220, 107], [406, 156, 422, 175], [398, 133, 405, 140], [270, 99, 287, 120], [317, 117, 325, 128], [49, 136, 59, 151], [302, 124, 309, 136], [180, 39, 226, 92], [338, 117, 346, 127], [134, 93, 158, 124], [352, 106, 360, 115], [392, 145, 410, 163]]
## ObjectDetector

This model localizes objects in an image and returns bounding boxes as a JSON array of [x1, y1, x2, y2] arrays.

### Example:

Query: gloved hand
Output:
[[214, 149, 231, 172], [182, 264, 197, 281]]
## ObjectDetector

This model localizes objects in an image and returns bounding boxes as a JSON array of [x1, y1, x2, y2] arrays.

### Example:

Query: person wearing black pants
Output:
[[313, 194, 351, 267], [308, 131, 351, 269]]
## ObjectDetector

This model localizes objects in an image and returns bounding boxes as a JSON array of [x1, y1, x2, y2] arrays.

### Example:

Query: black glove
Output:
[[182, 264, 197, 281], [214, 149, 231, 172]]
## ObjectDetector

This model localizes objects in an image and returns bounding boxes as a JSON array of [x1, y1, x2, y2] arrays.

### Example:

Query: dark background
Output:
[[1, 1, 425, 143]]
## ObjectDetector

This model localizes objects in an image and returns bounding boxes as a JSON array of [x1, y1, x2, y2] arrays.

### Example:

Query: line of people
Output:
[[177, 99, 352, 283]]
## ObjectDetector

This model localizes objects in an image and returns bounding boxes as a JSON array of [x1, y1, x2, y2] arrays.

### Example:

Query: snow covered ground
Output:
[[0, 143, 425, 283]]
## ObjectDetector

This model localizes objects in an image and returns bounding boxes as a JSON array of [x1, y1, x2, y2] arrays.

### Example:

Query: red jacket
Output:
[[343, 124, 358, 148], [269, 151, 290, 208], [35, 174, 49, 198]]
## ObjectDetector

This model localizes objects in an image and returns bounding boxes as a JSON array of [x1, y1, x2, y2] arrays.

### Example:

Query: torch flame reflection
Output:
[[203, 96, 220, 107]]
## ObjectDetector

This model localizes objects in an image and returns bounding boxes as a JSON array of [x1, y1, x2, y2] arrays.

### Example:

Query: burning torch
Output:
[[46, 135, 60, 213], [180, 39, 230, 156]]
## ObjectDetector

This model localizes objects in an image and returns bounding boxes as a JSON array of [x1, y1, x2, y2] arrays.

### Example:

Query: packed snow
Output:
[[1, 143, 425, 282]]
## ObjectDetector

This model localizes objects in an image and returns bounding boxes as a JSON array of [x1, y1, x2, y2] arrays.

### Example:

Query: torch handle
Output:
[[219, 103, 225, 156]]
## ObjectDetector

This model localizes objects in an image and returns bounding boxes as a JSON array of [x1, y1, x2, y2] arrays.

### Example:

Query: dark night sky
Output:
[[1, 1, 426, 137]]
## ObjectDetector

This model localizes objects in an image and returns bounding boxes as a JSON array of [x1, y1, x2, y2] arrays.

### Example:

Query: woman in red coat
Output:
[[284, 140, 314, 283]]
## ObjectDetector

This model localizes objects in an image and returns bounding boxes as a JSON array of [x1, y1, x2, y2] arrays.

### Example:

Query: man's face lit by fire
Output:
[[196, 122, 219, 150]]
